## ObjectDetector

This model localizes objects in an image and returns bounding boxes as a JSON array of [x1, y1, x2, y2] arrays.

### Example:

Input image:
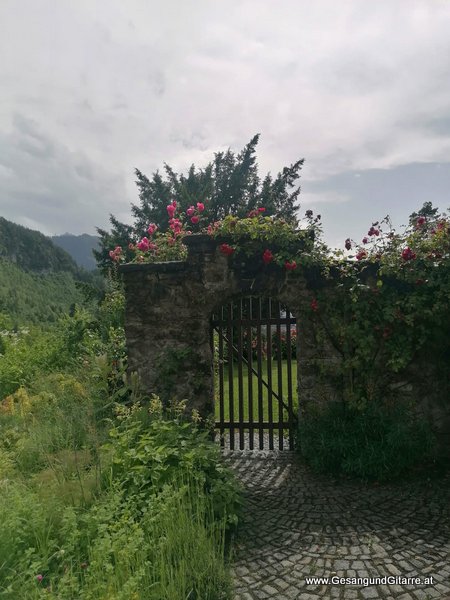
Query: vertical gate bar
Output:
[[247, 297, 254, 450], [256, 297, 264, 449], [227, 302, 235, 450], [209, 323, 215, 443], [276, 300, 284, 450], [237, 298, 245, 450], [286, 307, 294, 450], [218, 306, 225, 448], [266, 298, 274, 450]]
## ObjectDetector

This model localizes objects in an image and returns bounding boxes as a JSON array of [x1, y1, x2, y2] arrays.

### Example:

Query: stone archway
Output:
[[119, 234, 340, 433]]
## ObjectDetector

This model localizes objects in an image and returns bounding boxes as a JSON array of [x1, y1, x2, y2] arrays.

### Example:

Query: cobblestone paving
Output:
[[226, 450, 450, 600]]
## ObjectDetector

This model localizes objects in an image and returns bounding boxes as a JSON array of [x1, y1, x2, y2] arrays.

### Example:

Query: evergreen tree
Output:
[[95, 135, 305, 271], [409, 201, 440, 225]]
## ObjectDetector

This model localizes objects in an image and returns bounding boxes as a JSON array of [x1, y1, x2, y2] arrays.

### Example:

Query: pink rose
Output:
[[186, 206, 195, 217], [137, 237, 150, 251], [191, 216, 199, 224], [196, 202, 205, 212], [147, 223, 157, 236]]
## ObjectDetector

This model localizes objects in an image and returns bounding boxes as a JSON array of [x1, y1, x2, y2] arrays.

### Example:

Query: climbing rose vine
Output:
[[109, 202, 321, 270]]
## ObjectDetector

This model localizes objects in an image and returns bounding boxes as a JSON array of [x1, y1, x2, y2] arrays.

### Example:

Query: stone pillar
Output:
[[120, 260, 214, 418]]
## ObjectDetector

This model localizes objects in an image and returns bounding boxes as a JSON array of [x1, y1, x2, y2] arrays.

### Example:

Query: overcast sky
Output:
[[1, 0, 449, 248]]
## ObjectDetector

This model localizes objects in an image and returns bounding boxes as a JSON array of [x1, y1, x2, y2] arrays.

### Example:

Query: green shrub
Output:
[[104, 399, 241, 527], [298, 401, 436, 481]]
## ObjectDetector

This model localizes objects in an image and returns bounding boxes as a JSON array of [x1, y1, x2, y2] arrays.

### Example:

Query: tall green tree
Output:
[[95, 135, 305, 271]]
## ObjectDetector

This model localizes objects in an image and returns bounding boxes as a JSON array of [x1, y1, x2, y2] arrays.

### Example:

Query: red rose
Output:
[[284, 260, 297, 270], [191, 216, 199, 224], [310, 298, 318, 312], [220, 243, 234, 256], [401, 247, 416, 261], [262, 249, 274, 264], [356, 249, 367, 261]]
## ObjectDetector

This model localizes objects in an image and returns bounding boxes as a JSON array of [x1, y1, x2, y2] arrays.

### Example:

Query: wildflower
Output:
[[310, 298, 318, 312], [196, 202, 205, 212], [220, 243, 234, 256], [81, 562, 88, 569], [284, 260, 297, 270], [345, 238, 352, 250], [401, 247, 416, 261], [147, 223, 158, 236], [36, 575, 43, 583], [186, 206, 195, 217], [191, 216, 200, 224], [262, 249, 274, 264]]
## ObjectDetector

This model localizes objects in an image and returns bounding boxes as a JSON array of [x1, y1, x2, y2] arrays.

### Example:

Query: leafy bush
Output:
[[105, 398, 241, 526], [298, 401, 436, 481]]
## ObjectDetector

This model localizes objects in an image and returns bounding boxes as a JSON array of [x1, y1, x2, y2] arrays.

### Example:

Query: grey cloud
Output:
[[1, 0, 450, 241], [301, 162, 450, 247], [0, 113, 126, 235]]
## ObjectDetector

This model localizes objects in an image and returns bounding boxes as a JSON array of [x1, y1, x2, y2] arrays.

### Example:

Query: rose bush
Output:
[[109, 202, 322, 271], [109, 201, 450, 410]]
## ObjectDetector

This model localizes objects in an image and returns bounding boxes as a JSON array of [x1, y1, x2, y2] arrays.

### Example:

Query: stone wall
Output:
[[120, 235, 337, 419], [119, 234, 449, 452]]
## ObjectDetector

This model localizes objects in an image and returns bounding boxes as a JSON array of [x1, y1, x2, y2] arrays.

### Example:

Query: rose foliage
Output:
[[110, 201, 450, 408]]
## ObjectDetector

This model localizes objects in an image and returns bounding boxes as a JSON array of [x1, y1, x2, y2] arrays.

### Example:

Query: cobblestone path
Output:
[[227, 451, 450, 600]]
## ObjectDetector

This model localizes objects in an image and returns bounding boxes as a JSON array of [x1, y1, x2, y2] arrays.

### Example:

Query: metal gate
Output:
[[211, 296, 297, 450]]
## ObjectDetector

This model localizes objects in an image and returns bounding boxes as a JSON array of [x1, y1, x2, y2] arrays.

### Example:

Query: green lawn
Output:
[[214, 359, 297, 423]]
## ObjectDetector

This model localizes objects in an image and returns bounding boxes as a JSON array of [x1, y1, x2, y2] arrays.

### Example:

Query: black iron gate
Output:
[[211, 296, 297, 450]]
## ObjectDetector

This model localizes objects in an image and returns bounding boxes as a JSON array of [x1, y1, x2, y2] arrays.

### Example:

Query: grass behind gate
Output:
[[215, 359, 298, 423]]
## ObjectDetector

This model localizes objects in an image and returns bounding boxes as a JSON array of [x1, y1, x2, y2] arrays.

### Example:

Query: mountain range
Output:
[[51, 233, 100, 271]]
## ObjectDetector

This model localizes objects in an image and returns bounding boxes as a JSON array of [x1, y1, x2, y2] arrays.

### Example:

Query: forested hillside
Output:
[[0, 217, 102, 324], [0, 261, 83, 324], [0, 217, 80, 273]]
